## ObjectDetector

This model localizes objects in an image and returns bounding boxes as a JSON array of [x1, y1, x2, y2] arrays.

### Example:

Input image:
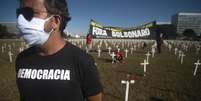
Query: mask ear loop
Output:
[[47, 16, 61, 35], [44, 15, 55, 34], [48, 29, 54, 34], [49, 15, 62, 34]]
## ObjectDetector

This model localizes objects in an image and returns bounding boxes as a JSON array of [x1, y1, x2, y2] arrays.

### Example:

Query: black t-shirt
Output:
[[15, 42, 102, 101]]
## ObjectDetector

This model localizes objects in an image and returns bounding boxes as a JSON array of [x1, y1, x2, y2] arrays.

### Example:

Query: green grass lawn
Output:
[[0, 39, 201, 101]]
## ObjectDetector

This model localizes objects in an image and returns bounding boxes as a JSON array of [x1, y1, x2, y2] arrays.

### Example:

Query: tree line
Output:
[[0, 24, 19, 39]]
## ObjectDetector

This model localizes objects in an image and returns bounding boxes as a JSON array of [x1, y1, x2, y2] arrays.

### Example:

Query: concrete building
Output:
[[171, 12, 201, 36], [155, 22, 176, 39]]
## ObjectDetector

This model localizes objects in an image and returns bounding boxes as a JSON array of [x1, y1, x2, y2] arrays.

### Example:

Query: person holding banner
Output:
[[86, 33, 93, 52]]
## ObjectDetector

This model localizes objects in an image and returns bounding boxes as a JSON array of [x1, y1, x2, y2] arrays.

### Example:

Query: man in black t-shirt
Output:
[[15, 0, 102, 101]]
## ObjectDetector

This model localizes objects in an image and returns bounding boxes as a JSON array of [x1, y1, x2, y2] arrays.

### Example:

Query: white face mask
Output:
[[17, 14, 53, 46]]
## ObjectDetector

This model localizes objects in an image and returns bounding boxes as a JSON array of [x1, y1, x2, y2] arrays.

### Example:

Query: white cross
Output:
[[8, 44, 12, 51], [1, 46, 5, 53], [130, 47, 134, 55], [151, 47, 156, 58], [98, 48, 101, 58], [168, 44, 172, 52], [19, 47, 24, 53], [145, 51, 151, 63], [193, 60, 201, 76], [99, 42, 102, 47], [116, 45, 119, 49], [134, 45, 137, 51], [85, 46, 89, 53], [175, 48, 178, 55], [110, 52, 116, 63], [97, 45, 100, 49], [178, 50, 182, 59], [8, 51, 13, 63], [180, 52, 185, 64], [108, 47, 111, 54], [140, 59, 149, 76], [125, 49, 128, 58], [121, 79, 135, 101], [118, 48, 121, 52]]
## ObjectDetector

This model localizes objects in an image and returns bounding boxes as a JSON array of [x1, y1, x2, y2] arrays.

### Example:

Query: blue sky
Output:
[[0, 0, 201, 35]]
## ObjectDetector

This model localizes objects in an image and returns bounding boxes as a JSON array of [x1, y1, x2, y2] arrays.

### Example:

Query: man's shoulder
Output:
[[66, 42, 85, 54], [65, 42, 81, 52], [66, 42, 93, 60], [16, 46, 36, 61]]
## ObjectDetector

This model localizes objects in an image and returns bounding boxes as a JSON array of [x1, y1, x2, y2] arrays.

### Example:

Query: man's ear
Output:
[[51, 16, 61, 30]]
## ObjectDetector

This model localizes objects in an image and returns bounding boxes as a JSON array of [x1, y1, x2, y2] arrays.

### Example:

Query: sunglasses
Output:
[[16, 7, 71, 22], [16, 7, 35, 21]]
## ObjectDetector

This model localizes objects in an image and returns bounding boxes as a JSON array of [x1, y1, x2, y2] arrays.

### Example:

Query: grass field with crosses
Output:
[[0, 39, 201, 101]]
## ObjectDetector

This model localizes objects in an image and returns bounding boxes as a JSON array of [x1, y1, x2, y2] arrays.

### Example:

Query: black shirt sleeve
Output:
[[78, 52, 103, 97]]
